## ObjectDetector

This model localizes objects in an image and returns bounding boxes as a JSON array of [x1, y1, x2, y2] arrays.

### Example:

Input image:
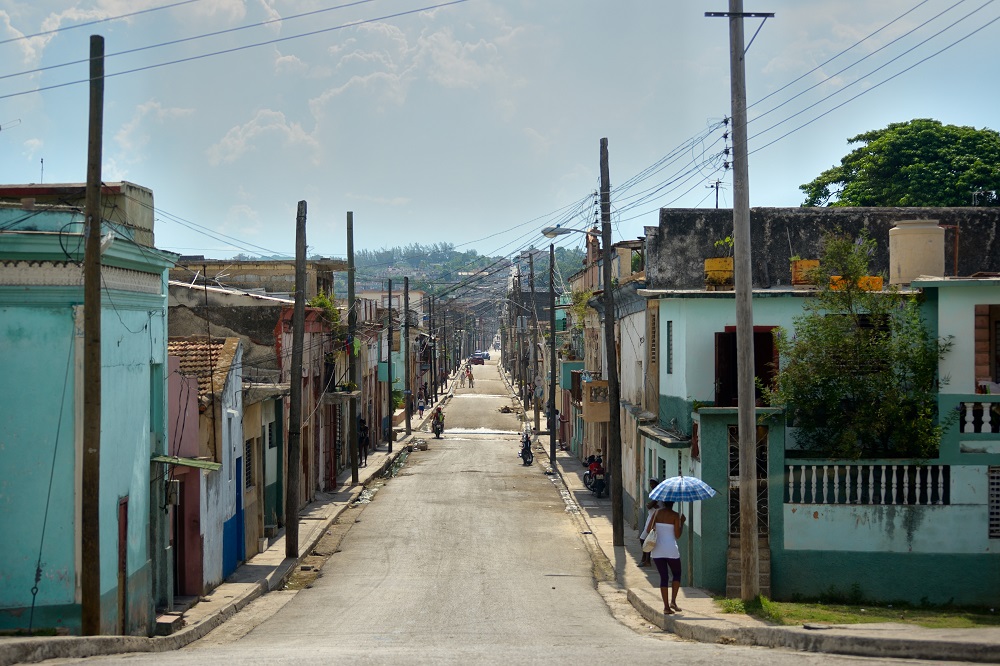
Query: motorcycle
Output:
[[583, 455, 597, 489], [519, 432, 534, 466], [432, 419, 444, 438], [586, 456, 606, 497]]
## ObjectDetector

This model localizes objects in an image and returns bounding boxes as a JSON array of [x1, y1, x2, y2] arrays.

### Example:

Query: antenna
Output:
[[40, 158, 44, 184]]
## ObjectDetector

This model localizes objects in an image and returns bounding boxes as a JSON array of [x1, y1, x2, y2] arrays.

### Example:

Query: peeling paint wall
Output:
[[646, 207, 1000, 290]]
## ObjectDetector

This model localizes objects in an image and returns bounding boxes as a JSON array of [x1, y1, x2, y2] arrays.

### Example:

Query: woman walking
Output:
[[649, 500, 686, 614]]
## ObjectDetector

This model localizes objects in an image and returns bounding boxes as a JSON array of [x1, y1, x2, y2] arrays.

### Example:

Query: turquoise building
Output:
[[641, 281, 1000, 606], [0, 185, 176, 635]]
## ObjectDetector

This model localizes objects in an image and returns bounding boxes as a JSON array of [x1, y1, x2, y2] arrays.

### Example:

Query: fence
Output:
[[785, 463, 949, 505]]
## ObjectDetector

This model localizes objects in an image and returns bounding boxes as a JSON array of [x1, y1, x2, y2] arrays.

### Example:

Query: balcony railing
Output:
[[959, 399, 1000, 434], [786, 463, 949, 506]]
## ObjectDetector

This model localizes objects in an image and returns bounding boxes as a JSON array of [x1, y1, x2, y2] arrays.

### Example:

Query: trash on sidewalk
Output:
[[412, 438, 429, 451]]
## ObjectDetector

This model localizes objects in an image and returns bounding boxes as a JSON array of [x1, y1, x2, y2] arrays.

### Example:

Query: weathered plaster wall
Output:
[[647, 207, 1000, 290], [0, 307, 78, 620]]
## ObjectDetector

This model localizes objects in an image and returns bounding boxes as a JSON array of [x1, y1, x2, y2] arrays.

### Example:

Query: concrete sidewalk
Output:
[[546, 447, 1000, 663], [0, 393, 454, 666]]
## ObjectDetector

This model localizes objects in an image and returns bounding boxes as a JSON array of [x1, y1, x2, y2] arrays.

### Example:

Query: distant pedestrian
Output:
[[358, 418, 370, 467], [639, 478, 661, 567], [418, 396, 426, 418]]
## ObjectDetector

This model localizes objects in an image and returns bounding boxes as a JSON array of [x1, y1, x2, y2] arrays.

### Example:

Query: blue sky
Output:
[[1, 0, 997, 260]]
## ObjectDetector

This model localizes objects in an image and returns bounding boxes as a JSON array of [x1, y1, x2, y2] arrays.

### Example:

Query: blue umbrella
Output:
[[649, 475, 717, 503]]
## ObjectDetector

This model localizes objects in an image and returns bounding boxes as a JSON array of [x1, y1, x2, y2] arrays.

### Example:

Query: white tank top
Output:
[[650, 515, 681, 559]]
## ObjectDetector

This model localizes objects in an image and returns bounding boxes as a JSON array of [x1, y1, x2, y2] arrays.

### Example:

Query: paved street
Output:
[[50, 358, 975, 665]]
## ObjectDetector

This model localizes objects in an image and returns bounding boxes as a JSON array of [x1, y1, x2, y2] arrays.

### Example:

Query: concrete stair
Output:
[[725, 537, 771, 599]]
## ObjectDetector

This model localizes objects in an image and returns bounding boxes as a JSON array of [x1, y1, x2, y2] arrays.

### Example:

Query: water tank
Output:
[[888, 219, 944, 285]]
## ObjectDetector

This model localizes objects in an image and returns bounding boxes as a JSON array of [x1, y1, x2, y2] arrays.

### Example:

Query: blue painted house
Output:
[[0, 183, 176, 635]]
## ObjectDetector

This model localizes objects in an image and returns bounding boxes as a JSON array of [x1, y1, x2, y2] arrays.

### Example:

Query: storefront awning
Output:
[[150, 455, 222, 471]]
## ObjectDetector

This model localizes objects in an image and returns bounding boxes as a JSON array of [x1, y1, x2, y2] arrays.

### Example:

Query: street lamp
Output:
[[543, 211, 624, 546]]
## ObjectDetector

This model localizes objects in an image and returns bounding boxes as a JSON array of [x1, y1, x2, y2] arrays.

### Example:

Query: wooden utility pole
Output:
[[81, 34, 104, 636], [285, 201, 307, 558], [430, 296, 437, 403], [386, 278, 393, 454], [528, 253, 540, 432], [404, 276, 412, 436], [600, 137, 624, 547], [708, 0, 772, 600], [347, 212, 359, 484], [548, 243, 557, 469]]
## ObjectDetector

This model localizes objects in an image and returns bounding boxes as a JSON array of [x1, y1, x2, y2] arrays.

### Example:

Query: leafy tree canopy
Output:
[[800, 119, 1000, 207], [765, 231, 953, 459]]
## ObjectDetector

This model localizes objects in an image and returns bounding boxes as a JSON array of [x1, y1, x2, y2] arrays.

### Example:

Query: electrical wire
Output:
[[0, 1, 471, 102]]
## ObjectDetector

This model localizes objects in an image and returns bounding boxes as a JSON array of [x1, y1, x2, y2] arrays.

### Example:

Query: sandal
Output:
[[663, 608, 675, 615]]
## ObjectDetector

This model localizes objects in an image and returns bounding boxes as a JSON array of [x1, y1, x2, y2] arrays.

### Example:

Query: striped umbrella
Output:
[[649, 475, 717, 503]]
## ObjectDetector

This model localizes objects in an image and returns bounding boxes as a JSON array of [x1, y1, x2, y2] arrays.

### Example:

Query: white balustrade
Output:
[[960, 401, 1000, 433], [786, 464, 947, 506]]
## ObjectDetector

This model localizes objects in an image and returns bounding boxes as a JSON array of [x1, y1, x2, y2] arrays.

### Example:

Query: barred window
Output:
[[990, 466, 1000, 539]]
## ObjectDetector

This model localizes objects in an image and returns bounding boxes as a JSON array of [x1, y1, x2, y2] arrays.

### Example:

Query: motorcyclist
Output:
[[432, 407, 445, 437]]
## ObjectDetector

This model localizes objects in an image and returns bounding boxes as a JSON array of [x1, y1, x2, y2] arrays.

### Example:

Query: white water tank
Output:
[[888, 219, 944, 285]]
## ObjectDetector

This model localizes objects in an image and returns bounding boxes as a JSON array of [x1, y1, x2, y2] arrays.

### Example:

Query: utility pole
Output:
[[430, 296, 437, 403], [528, 252, 540, 433], [441, 303, 448, 387], [347, 212, 358, 485], [548, 243, 557, 469], [81, 34, 104, 636], [600, 137, 624, 547], [404, 276, 412, 437], [386, 278, 393, 454], [708, 0, 772, 601], [285, 201, 307, 559]]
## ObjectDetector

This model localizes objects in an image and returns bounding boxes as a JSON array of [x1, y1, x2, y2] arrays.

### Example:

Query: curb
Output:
[[626, 587, 1000, 664], [0, 448, 410, 666]]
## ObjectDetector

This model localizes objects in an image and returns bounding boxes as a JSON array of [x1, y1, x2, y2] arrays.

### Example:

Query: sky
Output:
[[1, 0, 998, 262]]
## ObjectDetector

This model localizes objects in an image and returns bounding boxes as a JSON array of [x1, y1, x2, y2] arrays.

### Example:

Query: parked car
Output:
[[481, 350, 491, 360]]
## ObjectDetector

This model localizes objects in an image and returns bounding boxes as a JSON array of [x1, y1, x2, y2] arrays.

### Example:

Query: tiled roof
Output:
[[167, 336, 240, 402]]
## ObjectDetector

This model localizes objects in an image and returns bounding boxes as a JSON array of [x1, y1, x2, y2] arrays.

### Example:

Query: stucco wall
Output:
[[647, 207, 1000, 290]]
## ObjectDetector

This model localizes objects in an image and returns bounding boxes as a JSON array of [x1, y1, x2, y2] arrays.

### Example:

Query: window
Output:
[[649, 310, 658, 364], [990, 466, 1000, 539], [245, 438, 254, 489], [665, 320, 673, 375], [267, 421, 276, 449], [714, 328, 778, 407]]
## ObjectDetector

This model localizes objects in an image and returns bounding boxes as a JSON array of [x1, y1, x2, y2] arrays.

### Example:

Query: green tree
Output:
[[766, 231, 953, 459], [800, 119, 1000, 207]]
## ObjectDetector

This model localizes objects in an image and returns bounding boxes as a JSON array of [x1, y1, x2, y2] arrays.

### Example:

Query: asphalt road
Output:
[[58, 358, 970, 665]]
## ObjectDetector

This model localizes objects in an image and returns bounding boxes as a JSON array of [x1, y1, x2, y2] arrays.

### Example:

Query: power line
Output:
[[0, 0, 208, 48], [0, 1, 471, 102], [0, 0, 381, 84]]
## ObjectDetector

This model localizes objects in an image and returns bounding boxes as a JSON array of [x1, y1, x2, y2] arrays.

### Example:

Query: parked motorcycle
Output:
[[587, 456, 606, 497], [519, 432, 534, 466], [583, 455, 597, 490]]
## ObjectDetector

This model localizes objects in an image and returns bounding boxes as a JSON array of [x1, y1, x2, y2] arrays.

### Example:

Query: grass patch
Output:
[[715, 596, 1000, 629]]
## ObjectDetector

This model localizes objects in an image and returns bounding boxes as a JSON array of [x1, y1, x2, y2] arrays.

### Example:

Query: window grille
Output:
[[666, 320, 673, 374], [649, 311, 658, 364], [990, 466, 1000, 539], [245, 439, 254, 489]]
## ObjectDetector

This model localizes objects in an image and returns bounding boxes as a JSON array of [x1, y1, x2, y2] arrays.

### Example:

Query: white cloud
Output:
[[223, 204, 262, 236], [21, 138, 42, 162], [206, 109, 318, 165], [273, 48, 307, 74], [115, 100, 194, 157], [415, 28, 501, 89]]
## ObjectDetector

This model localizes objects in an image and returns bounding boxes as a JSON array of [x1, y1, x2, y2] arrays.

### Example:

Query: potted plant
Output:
[[789, 255, 820, 286], [704, 235, 734, 290]]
